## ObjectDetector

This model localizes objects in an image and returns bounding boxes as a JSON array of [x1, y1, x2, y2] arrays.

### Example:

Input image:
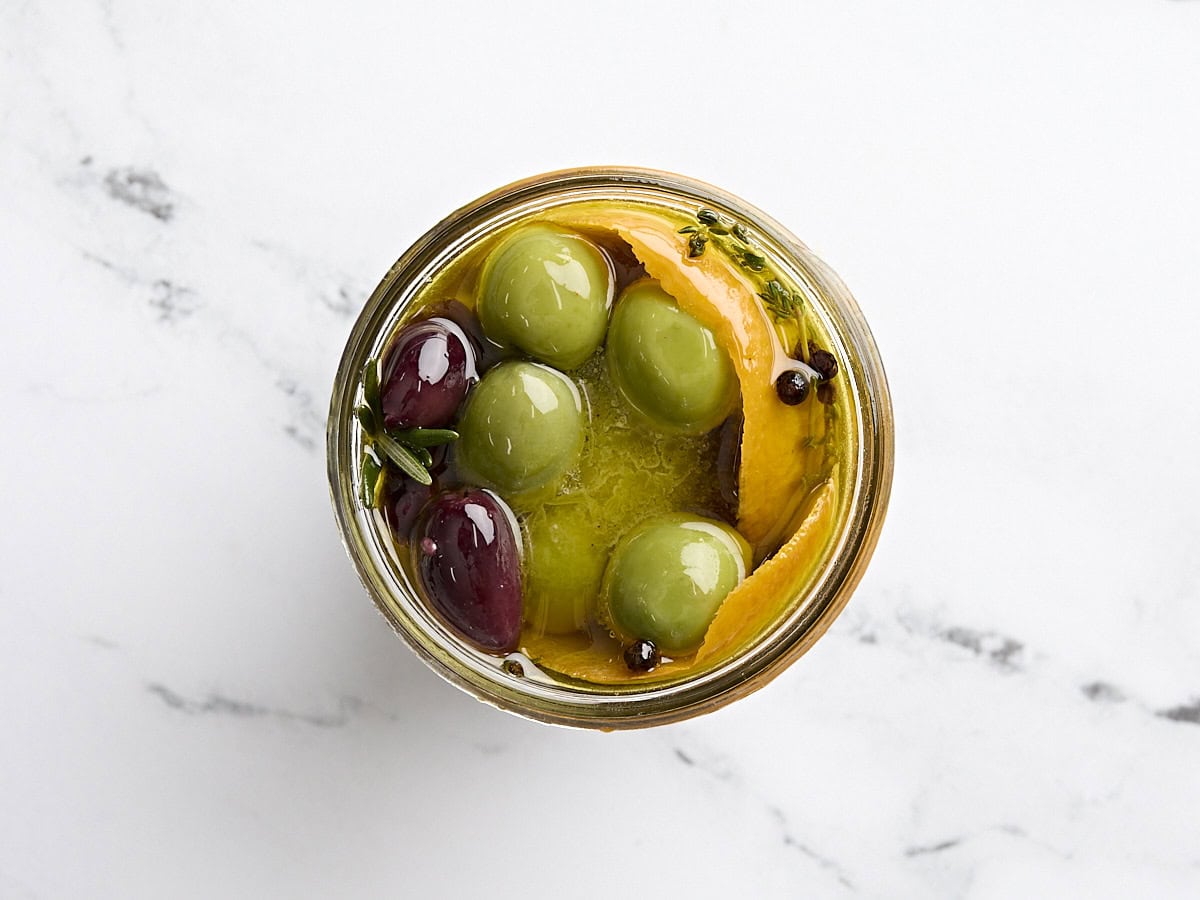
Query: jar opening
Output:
[[327, 168, 893, 729]]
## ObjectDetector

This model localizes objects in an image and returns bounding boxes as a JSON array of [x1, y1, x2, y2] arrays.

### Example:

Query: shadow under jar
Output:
[[327, 167, 893, 729]]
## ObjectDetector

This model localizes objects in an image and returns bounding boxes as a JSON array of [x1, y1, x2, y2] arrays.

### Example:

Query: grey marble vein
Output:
[[81, 240, 324, 451], [1157, 698, 1200, 725], [669, 744, 735, 782], [905, 837, 963, 857], [1080, 681, 1126, 703], [81, 250, 201, 324], [103, 166, 174, 222], [250, 238, 366, 318], [146, 683, 360, 729], [670, 741, 854, 890], [274, 376, 324, 452], [938, 625, 1025, 670], [147, 278, 199, 323], [768, 805, 856, 891]]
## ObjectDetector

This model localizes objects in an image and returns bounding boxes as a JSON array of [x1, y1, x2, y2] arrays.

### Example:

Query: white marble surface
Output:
[[3, 1, 1199, 897]]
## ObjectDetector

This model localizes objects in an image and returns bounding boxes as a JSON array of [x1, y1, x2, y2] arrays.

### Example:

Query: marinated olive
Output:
[[414, 489, 523, 653], [477, 225, 612, 370], [383, 443, 449, 540], [606, 280, 738, 434], [422, 298, 507, 374], [456, 361, 584, 500], [524, 504, 607, 634], [602, 513, 751, 656], [381, 317, 478, 429], [385, 473, 433, 540]]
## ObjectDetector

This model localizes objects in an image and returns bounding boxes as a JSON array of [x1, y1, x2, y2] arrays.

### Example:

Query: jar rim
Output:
[[327, 167, 894, 729]]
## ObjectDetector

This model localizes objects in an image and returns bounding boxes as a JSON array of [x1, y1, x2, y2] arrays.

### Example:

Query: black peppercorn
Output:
[[624, 639, 660, 672], [807, 341, 839, 382], [775, 370, 811, 405]]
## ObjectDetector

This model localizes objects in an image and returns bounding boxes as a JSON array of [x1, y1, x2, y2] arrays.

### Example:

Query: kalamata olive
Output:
[[422, 298, 507, 374], [383, 437, 453, 541], [478, 225, 612, 371], [380, 317, 478, 429], [384, 474, 433, 541], [602, 514, 750, 656], [607, 280, 738, 435], [414, 489, 523, 653], [456, 361, 584, 501]]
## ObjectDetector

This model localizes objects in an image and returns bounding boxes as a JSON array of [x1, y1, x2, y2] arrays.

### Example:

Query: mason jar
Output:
[[326, 167, 894, 729]]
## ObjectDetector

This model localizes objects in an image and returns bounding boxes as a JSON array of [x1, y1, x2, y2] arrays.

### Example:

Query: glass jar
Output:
[[326, 167, 893, 729]]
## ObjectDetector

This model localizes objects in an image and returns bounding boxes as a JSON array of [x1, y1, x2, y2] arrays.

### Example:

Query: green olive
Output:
[[602, 514, 751, 655], [523, 504, 607, 635], [606, 280, 738, 434], [456, 361, 584, 501], [478, 225, 613, 371]]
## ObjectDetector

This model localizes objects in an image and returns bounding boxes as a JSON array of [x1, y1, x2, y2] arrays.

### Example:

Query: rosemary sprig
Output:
[[391, 427, 459, 447], [374, 431, 433, 486], [360, 450, 385, 508], [355, 403, 377, 435], [362, 360, 381, 418], [354, 357, 456, 503]]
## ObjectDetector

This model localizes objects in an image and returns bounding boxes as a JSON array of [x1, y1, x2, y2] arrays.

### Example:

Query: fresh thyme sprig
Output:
[[354, 358, 458, 506], [678, 208, 802, 323], [758, 279, 802, 320]]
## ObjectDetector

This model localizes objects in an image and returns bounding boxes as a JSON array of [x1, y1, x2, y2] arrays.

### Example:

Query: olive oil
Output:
[[373, 199, 845, 686]]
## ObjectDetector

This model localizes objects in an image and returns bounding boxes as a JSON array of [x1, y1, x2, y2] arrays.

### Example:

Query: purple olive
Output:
[[383, 445, 451, 541], [422, 299, 507, 374], [384, 473, 434, 541], [414, 489, 523, 653], [380, 317, 478, 429]]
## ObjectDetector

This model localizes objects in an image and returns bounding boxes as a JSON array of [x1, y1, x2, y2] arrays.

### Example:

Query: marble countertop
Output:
[[3, 2, 1199, 897]]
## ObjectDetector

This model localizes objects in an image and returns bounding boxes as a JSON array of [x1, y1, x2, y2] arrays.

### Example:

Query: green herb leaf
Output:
[[678, 225, 699, 234], [355, 404, 377, 436], [709, 226, 729, 236], [687, 234, 708, 258], [389, 427, 460, 447], [403, 442, 434, 468], [360, 451, 384, 508], [757, 279, 804, 321], [732, 223, 749, 242], [362, 358, 382, 418], [740, 250, 766, 272], [697, 208, 720, 225], [375, 432, 433, 485]]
